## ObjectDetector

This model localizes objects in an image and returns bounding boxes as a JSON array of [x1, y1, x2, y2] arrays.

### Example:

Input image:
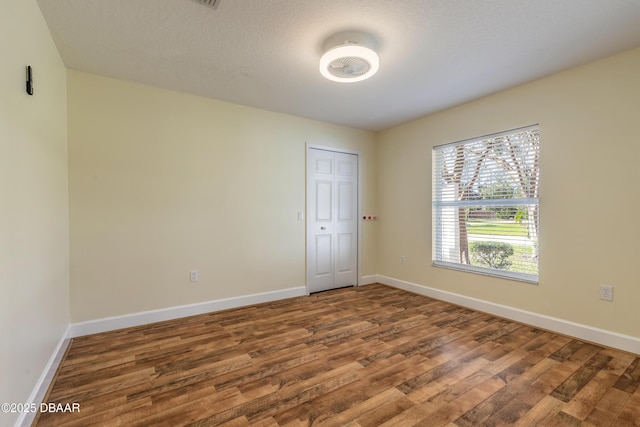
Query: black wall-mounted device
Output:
[[26, 66, 34, 96]]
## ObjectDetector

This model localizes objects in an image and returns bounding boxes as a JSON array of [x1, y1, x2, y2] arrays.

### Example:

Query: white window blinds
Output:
[[432, 125, 540, 283]]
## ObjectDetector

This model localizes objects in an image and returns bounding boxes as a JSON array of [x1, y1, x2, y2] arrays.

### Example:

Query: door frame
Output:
[[305, 143, 362, 294]]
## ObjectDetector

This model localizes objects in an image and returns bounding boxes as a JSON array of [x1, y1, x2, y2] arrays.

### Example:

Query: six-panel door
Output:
[[306, 148, 358, 293]]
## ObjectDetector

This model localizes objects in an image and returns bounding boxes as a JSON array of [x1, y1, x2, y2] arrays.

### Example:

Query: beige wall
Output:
[[68, 71, 377, 322], [376, 47, 640, 338], [0, 0, 69, 423]]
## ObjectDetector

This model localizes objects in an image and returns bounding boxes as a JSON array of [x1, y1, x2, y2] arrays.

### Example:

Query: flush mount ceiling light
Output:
[[319, 31, 379, 83]]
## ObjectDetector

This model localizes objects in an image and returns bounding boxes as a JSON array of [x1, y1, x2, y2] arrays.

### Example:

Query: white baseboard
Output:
[[69, 286, 307, 337], [359, 275, 378, 286], [374, 275, 640, 355], [68, 277, 386, 337], [16, 326, 71, 427]]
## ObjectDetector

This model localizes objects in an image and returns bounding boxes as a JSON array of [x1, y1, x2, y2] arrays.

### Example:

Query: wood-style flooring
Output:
[[35, 284, 640, 426]]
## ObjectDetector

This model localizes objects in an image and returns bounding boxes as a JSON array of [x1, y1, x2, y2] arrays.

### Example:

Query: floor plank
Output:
[[34, 284, 640, 426]]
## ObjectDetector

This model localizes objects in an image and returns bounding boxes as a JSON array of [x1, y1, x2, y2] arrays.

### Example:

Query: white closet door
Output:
[[307, 148, 358, 293]]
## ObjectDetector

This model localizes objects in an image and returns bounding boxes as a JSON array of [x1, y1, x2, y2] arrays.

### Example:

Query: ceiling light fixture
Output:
[[319, 32, 379, 83]]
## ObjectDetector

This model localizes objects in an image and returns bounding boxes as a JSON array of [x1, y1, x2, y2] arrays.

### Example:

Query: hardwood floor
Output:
[[35, 284, 640, 426]]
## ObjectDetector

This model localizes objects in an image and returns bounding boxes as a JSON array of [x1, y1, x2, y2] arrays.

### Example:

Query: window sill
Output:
[[432, 261, 538, 284]]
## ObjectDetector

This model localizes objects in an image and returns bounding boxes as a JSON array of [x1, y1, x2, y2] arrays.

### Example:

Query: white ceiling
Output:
[[37, 0, 640, 131]]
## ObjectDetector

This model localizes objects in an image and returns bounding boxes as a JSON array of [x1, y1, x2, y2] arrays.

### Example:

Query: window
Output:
[[432, 125, 540, 283]]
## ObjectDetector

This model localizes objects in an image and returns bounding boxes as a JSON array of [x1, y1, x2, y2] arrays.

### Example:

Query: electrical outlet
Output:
[[599, 285, 613, 301], [400, 256, 406, 264], [190, 270, 199, 282]]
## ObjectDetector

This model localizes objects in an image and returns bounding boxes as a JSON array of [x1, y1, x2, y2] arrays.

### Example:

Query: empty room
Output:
[[2, 0, 640, 426]]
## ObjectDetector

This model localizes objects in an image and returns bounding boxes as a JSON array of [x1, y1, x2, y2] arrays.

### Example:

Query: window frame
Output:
[[432, 125, 540, 284]]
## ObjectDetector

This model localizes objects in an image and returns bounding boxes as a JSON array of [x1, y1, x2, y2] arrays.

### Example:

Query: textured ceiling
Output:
[[37, 0, 640, 131]]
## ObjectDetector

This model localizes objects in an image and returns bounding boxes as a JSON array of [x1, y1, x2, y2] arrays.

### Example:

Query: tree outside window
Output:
[[432, 126, 540, 283]]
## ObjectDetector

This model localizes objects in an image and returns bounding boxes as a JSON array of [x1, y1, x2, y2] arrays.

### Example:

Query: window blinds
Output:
[[432, 125, 540, 283]]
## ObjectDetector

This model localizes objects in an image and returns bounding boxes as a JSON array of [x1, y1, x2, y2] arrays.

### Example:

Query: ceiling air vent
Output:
[[189, 0, 220, 9]]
